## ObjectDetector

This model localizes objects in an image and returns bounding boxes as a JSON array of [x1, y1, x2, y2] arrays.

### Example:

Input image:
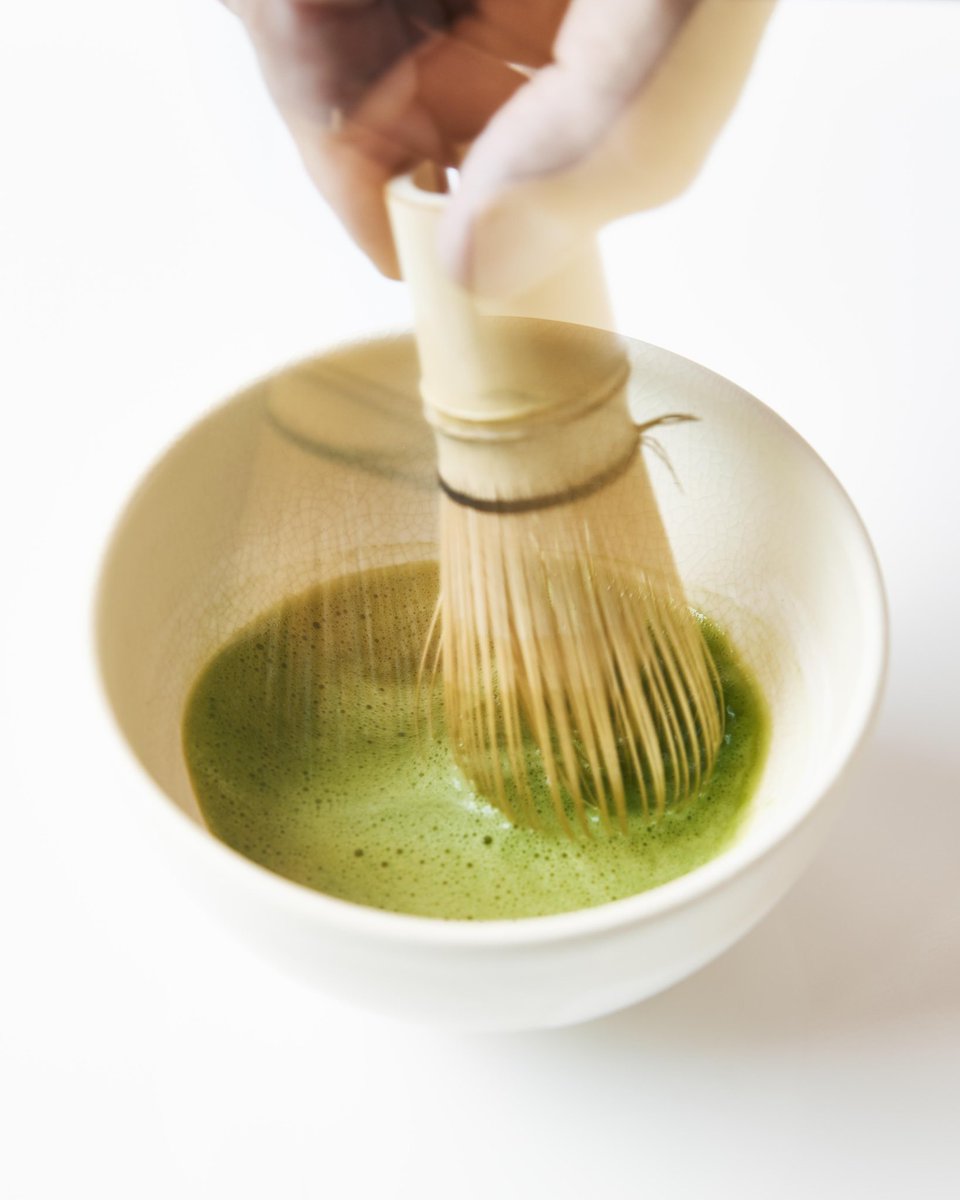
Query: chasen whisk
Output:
[[388, 169, 724, 834]]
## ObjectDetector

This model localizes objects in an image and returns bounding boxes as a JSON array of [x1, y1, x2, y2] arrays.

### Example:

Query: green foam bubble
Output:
[[183, 562, 769, 920]]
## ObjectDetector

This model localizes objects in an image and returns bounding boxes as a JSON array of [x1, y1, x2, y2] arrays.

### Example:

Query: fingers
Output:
[[226, 0, 572, 272], [231, 0, 682, 286], [285, 52, 446, 276], [441, 0, 699, 292], [237, 1, 550, 277], [229, 2, 479, 276], [447, 0, 565, 73], [242, 0, 420, 118], [320, 16, 542, 273], [412, 25, 533, 148], [226, 2, 425, 274]]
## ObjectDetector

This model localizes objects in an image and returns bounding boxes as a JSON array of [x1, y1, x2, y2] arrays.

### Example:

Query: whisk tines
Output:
[[420, 496, 724, 835], [386, 169, 724, 836]]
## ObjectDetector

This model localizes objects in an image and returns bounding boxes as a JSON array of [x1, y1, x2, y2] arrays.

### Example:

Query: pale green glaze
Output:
[[183, 563, 769, 920]]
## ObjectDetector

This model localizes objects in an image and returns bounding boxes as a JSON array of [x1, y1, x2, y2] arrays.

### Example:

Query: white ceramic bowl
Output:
[[96, 333, 886, 1031]]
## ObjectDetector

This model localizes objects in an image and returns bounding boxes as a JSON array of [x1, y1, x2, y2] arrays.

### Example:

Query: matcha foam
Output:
[[183, 562, 769, 920]]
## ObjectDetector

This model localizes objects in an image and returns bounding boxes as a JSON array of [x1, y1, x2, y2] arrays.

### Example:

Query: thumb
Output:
[[439, 0, 699, 297], [438, 65, 625, 297]]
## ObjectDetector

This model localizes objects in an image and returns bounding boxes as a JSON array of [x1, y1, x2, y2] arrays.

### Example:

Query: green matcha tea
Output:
[[183, 562, 769, 920]]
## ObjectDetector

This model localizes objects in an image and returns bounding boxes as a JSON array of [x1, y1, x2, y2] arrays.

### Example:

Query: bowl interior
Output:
[[97, 332, 885, 892]]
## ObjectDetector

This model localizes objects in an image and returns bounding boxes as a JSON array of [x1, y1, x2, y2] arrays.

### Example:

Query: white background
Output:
[[2, 2, 959, 1196]]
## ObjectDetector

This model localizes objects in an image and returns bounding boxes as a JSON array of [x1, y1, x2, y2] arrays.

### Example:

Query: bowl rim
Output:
[[97, 351, 889, 950]]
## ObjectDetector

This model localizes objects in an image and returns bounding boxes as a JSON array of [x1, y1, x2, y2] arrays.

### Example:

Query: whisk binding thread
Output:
[[437, 436, 640, 514]]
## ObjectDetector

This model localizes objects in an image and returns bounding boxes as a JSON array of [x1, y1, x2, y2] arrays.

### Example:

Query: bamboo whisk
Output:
[[387, 172, 724, 834]]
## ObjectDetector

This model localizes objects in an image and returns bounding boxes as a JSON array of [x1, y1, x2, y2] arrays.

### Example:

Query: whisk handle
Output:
[[386, 169, 621, 428]]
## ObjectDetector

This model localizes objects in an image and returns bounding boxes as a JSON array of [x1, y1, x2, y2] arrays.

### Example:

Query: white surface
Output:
[[1, 1, 957, 1196]]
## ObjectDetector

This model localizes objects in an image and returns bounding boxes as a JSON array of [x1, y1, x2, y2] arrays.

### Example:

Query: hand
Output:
[[222, 1, 700, 285]]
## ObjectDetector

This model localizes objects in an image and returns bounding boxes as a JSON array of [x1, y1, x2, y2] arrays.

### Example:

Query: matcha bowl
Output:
[[96, 332, 886, 1031]]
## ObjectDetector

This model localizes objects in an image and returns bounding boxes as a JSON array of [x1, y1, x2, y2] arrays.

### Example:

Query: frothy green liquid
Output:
[[183, 562, 769, 920]]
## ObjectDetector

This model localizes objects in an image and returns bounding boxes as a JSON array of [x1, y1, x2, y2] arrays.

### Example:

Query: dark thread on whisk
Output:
[[438, 412, 698, 514], [438, 438, 641, 514]]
